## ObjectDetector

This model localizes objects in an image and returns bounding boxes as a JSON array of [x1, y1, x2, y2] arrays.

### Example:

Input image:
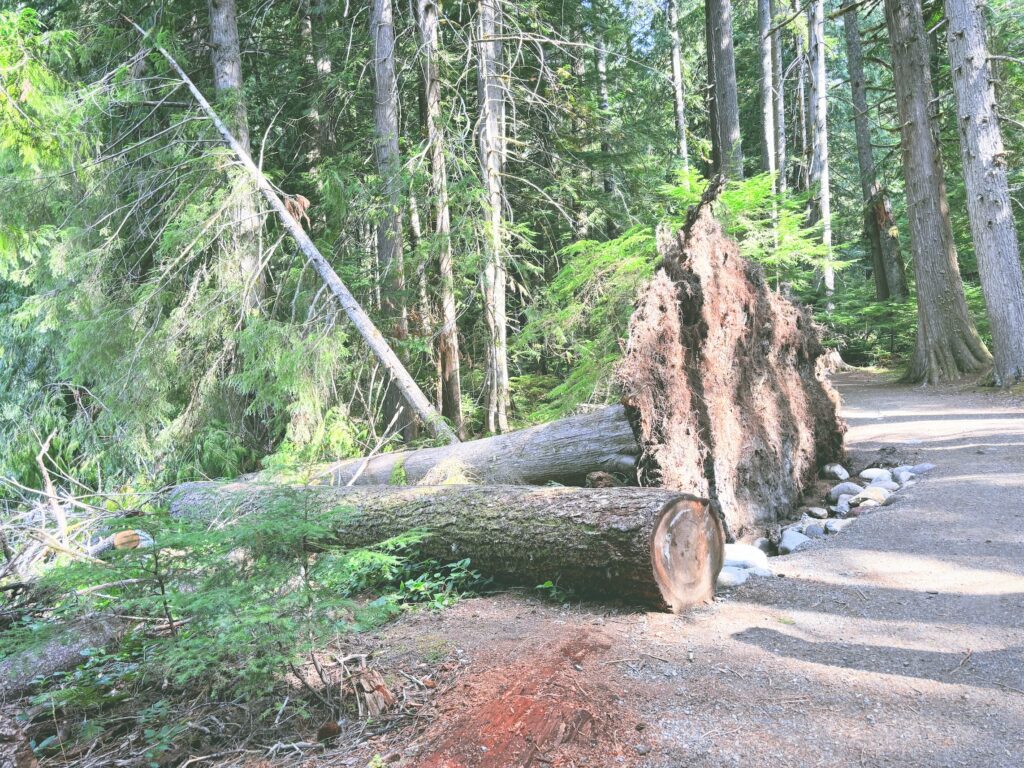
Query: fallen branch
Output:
[[121, 15, 457, 445]]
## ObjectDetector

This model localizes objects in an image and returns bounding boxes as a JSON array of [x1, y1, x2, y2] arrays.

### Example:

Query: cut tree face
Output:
[[650, 495, 725, 613]]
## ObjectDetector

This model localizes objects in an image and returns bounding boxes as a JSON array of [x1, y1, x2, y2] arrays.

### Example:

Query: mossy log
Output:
[[0, 616, 127, 698], [169, 482, 724, 613]]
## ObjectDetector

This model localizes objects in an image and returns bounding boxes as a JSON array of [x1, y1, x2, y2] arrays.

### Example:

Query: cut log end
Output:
[[650, 495, 725, 613]]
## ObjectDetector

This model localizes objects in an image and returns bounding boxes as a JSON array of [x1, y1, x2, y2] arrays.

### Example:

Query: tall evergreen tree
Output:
[[884, 0, 991, 382], [417, 0, 465, 435], [370, 0, 412, 438], [705, 0, 743, 178], [944, 0, 1024, 385], [477, 0, 510, 433], [806, 0, 834, 299], [842, 2, 907, 300]]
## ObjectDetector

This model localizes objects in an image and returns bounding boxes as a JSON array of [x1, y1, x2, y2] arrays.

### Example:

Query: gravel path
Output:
[[634, 371, 1024, 767], [360, 372, 1024, 767]]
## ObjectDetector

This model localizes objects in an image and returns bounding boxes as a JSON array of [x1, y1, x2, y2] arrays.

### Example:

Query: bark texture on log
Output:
[[258, 404, 640, 488], [169, 483, 724, 612], [619, 200, 843, 539], [0, 616, 127, 698]]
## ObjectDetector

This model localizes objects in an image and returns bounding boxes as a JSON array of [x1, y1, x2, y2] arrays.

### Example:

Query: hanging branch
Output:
[[121, 14, 459, 445]]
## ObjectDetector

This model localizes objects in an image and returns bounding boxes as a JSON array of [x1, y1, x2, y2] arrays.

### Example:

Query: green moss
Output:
[[389, 457, 408, 486]]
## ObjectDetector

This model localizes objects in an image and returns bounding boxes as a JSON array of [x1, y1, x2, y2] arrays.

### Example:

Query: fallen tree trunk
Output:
[[263, 405, 639, 487], [0, 616, 127, 698], [169, 482, 724, 613], [246, 189, 843, 538]]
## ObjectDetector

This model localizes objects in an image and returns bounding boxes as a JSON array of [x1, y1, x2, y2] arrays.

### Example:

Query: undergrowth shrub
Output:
[[1, 492, 486, 763]]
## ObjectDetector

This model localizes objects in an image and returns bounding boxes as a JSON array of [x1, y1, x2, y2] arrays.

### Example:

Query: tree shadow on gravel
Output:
[[733, 577, 1024, 629], [732, 626, 1024, 692]]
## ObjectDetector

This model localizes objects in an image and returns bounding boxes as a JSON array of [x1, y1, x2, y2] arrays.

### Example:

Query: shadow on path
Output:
[[733, 626, 1024, 693]]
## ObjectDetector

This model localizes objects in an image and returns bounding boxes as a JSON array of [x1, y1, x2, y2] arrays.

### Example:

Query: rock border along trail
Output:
[[351, 371, 1024, 767]]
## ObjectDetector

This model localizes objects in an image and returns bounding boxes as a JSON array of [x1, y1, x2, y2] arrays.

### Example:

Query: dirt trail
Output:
[[355, 372, 1024, 767]]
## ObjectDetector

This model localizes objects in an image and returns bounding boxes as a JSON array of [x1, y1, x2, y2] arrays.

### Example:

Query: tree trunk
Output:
[[944, 0, 1024, 385], [169, 482, 725, 613], [126, 17, 458, 443], [757, 0, 777, 181], [417, 0, 465, 435], [842, 3, 908, 300], [477, 0, 511, 433], [256, 404, 640, 487], [0, 616, 127, 697], [596, 35, 614, 197], [806, 0, 834, 299], [668, 0, 690, 182], [883, 0, 991, 383], [371, 0, 414, 441], [770, 0, 786, 191], [705, 0, 743, 179], [209, 0, 263, 313], [793, 0, 808, 191]]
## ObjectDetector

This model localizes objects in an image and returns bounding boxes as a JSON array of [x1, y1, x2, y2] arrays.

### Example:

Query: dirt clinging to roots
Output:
[[619, 204, 844, 539]]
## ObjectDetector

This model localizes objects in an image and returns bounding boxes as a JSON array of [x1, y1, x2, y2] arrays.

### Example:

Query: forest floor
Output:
[[315, 371, 1024, 768]]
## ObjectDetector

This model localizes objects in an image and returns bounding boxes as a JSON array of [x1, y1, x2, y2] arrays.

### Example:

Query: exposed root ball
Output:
[[620, 206, 844, 539]]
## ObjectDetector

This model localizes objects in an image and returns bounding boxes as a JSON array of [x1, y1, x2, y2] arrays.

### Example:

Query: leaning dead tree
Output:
[[248, 185, 843, 540], [123, 16, 457, 444], [169, 483, 724, 613]]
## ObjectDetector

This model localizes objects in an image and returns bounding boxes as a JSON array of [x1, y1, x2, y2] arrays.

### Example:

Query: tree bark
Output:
[[883, 0, 991, 383], [255, 404, 640, 487], [417, 0, 465, 435], [806, 0, 834, 299], [668, 0, 690, 182], [125, 16, 458, 443], [477, 0, 511, 433], [770, 0, 787, 191], [758, 0, 777, 181], [705, 0, 743, 179], [793, 0, 808, 191], [209, 0, 263, 314], [842, 3, 908, 300], [596, 34, 614, 197], [169, 482, 725, 613], [0, 616, 127, 697], [944, 0, 1024, 385], [371, 0, 414, 441]]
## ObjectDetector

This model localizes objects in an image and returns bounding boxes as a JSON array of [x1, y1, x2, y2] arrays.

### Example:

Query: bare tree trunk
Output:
[[209, 0, 263, 313], [596, 35, 614, 196], [883, 0, 991, 383], [806, 0, 834, 299], [793, 0, 808, 191], [371, 0, 414, 440], [843, 3, 908, 301], [668, 0, 690, 183], [126, 16, 458, 443], [757, 0, 776, 182], [770, 0, 786, 191], [477, 0, 510, 433], [705, 0, 743, 179], [303, 0, 334, 158], [417, 0, 465, 436], [944, 0, 1024, 385]]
